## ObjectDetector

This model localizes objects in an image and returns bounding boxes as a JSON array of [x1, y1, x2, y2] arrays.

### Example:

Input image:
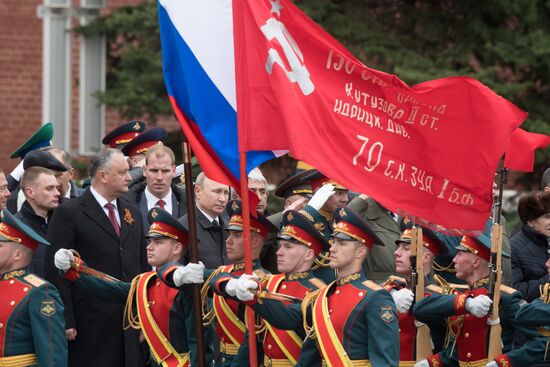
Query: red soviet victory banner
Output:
[[504, 128, 550, 172], [233, 0, 527, 232]]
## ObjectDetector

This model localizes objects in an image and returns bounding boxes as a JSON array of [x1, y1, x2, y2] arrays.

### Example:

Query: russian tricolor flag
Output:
[[158, 0, 283, 187]]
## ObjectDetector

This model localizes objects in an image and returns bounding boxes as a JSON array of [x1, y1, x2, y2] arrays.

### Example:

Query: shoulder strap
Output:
[[309, 277, 326, 290], [362, 279, 382, 291]]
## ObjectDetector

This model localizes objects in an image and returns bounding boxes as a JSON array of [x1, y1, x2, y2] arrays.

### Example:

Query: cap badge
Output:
[[133, 122, 141, 130]]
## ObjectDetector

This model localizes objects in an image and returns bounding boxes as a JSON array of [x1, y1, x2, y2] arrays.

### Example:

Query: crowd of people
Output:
[[0, 120, 550, 367]]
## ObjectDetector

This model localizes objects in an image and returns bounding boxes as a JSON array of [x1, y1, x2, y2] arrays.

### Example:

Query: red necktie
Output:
[[156, 199, 166, 209], [104, 203, 120, 237]]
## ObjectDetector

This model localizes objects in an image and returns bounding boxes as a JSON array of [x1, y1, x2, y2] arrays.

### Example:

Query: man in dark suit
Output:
[[45, 148, 148, 367], [124, 144, 187, 232], [179, 172, 229, 269]]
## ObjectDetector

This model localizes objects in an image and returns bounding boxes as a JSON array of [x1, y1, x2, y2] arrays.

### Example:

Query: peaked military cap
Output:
[[274, 170, 313, 199], [456, 219, 510, 262], [303, 169, 346, 191], [23, 150, 67, 172], [278, 210, 330, 257], [332, 207, 382, 248], [146, 208, 188, 246], [102, 120, 146, 148], [226, 200, 278, 238], [396, 225, 449, 257], [0, 209, 50, 250], [121, 127, 167, 157], [10, 122, 54, 159]]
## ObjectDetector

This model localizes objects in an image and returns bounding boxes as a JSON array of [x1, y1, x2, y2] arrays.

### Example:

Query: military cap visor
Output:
[[146, 208, 188, 245], [102, 120, 146, 148], [395, 227, 449, 257], [10, 122, 54, 159], [23, 150, 67, 172], [274, 170, 313, 199], [278, 210, 330, 257], [0, 209, 50, 250], [332, 207, 383, 248], [226, 200, 278, 238], [303, 169, 346, 191], [455, 234, 510, 262], [121, 127, 167, 157]]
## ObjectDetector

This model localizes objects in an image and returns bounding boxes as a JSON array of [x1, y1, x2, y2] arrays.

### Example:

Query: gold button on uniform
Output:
[[466, 352, 471, 358], [0, 323, 3, 328], [464, 332, 469, 338], [9, 280, 14, 285], [267, 344, 272, 350], [281, 285, 286, 289], [10, 301, 15, 306], [358, 292, 364, 297], [23, 287, 29, 292], [335, 290, 340, 294]]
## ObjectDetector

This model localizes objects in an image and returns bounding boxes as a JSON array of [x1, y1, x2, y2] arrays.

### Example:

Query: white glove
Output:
[[308, 183, 335, 210], [465, 295, 492, 318], [235, 275, 259, 302], [173, 262, 205, 286], [54, 249, 74, 272], [391, 288, 414, 313], [414, 359, 429, 367], [485, 361, 498, 367], [9, 160, 25, 182]]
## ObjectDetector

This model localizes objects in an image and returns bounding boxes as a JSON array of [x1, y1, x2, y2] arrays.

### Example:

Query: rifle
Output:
[[487, 168, 507, 360], [410, 225, 432, 360]]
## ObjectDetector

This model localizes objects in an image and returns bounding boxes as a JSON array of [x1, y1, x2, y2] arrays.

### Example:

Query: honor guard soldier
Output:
[[121, 127, 168, 169], [159, 200, 277, 367], [261, 170, 313, 273], [231, 209, 328, 366], [53, 208, 204, 367], [413, 232, 546, 367], [298, 207, 399, 366], [0, 209, 67, 367], [514, 283, 550, 364], [384, 224, 449, 365]]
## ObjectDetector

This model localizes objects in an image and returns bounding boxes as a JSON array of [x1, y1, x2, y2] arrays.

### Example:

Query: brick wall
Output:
[[0, 0, 180, 174]]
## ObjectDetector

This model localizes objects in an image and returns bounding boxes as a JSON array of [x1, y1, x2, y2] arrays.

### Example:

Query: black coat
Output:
[[179, 208, 228, 269], [45, 188, 148, 367], [15, 201, 52, 277], [124, 181, 188, 233], [511, 223, 550, 302]]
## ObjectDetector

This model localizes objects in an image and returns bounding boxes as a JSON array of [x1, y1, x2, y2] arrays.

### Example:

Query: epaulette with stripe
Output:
[[427, 284, 443, 294], [308, 277, 326, 290], [362, 280, 382, 291], [499, 284, 517, 295], [23, 274, 45, 287]]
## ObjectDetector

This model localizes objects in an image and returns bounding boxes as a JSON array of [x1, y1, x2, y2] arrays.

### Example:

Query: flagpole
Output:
[[181, 134, 206, 367], [239, 151, 258, 367]]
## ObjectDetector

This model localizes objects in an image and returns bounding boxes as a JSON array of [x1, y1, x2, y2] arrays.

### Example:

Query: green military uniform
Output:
[[0, 209, 67, 367], [199, 201, 276, 367], [61, 208, 198, 367], [233, 209, 328, 366], [413, 234, 546, 367], [383, 225, 450, 365], [297, 207, 400, 366]]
